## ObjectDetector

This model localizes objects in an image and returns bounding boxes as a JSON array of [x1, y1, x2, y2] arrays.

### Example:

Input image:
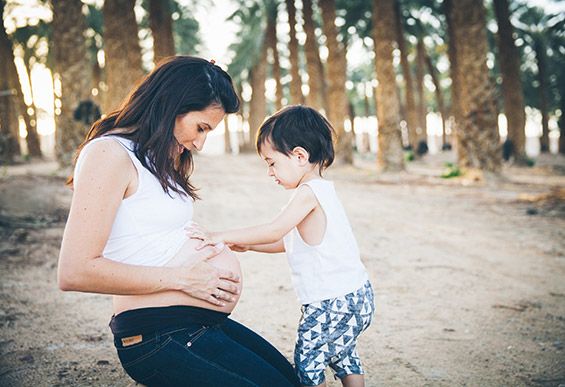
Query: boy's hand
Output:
[[226, 243, 249, 252], [185, 224, 224, 250]]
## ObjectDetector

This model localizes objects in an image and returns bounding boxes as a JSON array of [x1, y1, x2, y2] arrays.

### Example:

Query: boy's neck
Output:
[[297, 167, 323, 186]]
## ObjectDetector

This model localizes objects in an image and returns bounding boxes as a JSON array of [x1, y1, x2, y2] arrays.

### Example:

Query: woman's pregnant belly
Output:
[[112, 238, 243, 315]]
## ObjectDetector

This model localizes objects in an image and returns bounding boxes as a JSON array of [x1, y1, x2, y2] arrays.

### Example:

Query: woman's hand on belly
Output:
[[165, 238, 242, 307]]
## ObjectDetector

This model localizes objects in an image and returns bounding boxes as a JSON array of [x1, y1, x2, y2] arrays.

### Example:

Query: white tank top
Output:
[[282, 179, 368, 304], [73, 136, 193, 266]]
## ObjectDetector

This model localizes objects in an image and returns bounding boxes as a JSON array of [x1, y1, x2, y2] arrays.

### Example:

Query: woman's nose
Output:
[[193, 135, 207, 151]]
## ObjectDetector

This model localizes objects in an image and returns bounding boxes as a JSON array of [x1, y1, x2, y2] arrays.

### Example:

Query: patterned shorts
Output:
[[294, 281, 375, 386]]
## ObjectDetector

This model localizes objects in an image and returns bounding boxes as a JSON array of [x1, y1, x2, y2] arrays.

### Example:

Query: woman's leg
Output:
[[116, 323, 297, 387], [220, 318, 301, 386], [161, 323, 298, 386]]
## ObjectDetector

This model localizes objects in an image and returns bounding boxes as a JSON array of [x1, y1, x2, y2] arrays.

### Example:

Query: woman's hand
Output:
[[174, 260, 240, 307], [165, 239, 240, 306]]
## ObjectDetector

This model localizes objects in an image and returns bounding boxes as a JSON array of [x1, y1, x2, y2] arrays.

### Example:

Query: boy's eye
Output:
[[197, 127, 205, 133]]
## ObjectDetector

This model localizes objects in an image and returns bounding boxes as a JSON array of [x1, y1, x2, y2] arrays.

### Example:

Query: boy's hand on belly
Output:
[[185, 224, 224, 250]]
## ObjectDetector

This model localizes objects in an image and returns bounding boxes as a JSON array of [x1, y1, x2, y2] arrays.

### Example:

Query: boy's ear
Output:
[[292, 147, 309, 165]]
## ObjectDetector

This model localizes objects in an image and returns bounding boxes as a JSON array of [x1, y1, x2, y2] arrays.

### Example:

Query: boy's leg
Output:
[[294, 304, 333, 386], [341, 374, 364, 387]]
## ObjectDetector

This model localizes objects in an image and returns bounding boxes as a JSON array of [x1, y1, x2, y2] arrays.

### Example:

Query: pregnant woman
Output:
[[57, 56, 299, 387]]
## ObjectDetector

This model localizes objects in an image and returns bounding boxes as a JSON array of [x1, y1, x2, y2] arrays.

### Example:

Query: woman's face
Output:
[[173, 105, 225, 153]]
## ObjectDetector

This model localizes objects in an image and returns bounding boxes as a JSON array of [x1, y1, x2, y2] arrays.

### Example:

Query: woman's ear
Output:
[[292, 147, 310, 165]]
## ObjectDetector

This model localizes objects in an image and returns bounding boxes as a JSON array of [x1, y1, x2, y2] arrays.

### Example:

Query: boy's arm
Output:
[[227, 239, 284, 254], [190, 185, 317, 247], [248, 239, 285, 253]]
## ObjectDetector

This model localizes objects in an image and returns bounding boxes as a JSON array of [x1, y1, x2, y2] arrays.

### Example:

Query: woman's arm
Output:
[[189, 185, 318, 247], [57, 140, 239, 306]]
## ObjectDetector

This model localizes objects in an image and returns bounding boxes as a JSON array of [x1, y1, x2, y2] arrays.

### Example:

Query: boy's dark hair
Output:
[[256, 105, 335, 173]]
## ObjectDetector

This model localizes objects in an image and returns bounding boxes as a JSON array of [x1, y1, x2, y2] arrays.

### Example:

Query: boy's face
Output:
[[260, 141, 302, 190]]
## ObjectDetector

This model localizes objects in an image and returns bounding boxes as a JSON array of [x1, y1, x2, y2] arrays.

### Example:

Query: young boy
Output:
[[188, 105, 374, 387]]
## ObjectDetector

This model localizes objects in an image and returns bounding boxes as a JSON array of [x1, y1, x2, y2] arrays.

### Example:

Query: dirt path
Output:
[[1, 153, 564, 386]]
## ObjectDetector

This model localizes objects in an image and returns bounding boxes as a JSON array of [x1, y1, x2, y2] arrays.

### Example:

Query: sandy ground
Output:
[[1, 151, 564, 386]]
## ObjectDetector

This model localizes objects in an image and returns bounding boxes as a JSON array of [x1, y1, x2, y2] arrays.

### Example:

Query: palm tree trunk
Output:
[[320, 0, 352, 164], [394, 0, 417, 150], [20, 56, 42, 157], [415, 37, 427, 144], [373, 0, 404, 171], [493, 0, 527, 163], [103, 0, 143, 114], [247, 48, 268, 152], [52, 0, 92, 165], [224, 116, 232, 154], [266, 5, 283, 110], [559, 92, 565, 155], [557, 67, 565, 155], [285, 0, 303, 104], [149, 0, 175, 64], [303, 0, 326, 112], [534, 40, 549, 153], [0, 0, 21, 163], [424, 52, 446, 148], [452, 0, 501, 172], [444, 0, 463, 157]]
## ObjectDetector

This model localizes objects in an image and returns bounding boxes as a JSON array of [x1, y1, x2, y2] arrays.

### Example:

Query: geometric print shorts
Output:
[[294, 280, 375, 386]]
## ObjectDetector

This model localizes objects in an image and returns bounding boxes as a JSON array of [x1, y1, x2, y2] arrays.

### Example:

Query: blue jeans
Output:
[[111, 306, 300, 386]]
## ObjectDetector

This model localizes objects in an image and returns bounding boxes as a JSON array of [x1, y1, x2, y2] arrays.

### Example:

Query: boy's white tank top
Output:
[[73, 136, 193, 266], [283, 179, 368, 304]]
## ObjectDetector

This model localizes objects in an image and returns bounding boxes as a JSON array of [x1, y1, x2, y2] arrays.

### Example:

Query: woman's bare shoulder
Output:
[[75, 138, 135, 185]]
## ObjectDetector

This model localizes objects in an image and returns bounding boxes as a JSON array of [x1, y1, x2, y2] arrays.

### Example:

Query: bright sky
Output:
[[191, 1, 238, 66]]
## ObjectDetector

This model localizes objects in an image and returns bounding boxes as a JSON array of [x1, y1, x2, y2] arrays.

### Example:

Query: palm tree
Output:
[[171, 2, 201, 55], [493, 0, 527, 163], [444, 0, 466, 160], [424, 49, 447, 148], [265, 1, 283, 110], [228, 1, 268, 151], [103, 0, 143, 114], [6, 22, 44, 157], [415, 37, 427, 146], [372, 0, 404, 171], [320, 0, 352, 164], [84, 4, 104, 106], [51, 0, 92, 165], [302, 0, 326, 112], [0, 0, 21, 163], [285, 0, 303, 104], [149, 0, 175, 63], [451, 0, 500, 172], [394, 0, 417, 150]]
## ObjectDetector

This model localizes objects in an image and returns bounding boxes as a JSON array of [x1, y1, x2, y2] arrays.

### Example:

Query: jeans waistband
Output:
[[109, 305, 229, 337]]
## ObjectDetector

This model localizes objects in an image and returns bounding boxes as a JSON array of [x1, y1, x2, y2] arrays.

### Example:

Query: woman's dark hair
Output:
[[69, 56, 240, 200], [256, 105, 335, 173]]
